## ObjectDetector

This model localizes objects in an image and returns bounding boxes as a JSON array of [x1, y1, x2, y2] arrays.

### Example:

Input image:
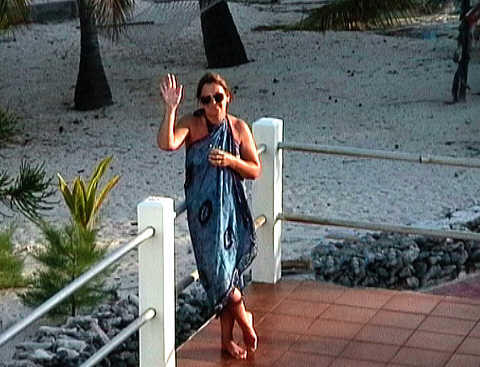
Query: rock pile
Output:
[[6, 284, 212, 367], [312, 208, 480, 290], [311, 233, 480, 289], [175, 283, 212, 346], [7, 295, 140, 367]]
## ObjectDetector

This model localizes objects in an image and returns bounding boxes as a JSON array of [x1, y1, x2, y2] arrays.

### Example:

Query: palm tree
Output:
[[295, 0, 452, 32], [74, 0, 134, 110], [199, 0, 248, 68], [1, 0, 134, 111], [452, 0, 472, 102]]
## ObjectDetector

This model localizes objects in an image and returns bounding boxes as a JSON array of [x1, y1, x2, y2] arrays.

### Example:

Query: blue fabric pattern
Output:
[[185, 115, 257, 313]]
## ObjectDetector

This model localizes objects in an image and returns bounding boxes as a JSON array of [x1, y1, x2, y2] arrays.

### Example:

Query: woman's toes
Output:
[[222, 340, 247, 360]]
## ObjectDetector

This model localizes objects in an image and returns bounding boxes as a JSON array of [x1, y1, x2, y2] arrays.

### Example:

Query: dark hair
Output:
[[196, 72, 233, 102]]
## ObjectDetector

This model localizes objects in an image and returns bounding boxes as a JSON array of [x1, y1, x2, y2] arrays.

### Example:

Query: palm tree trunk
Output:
[[199, 0, 248, 68], [74, 0, 113, 110], [452, 0, 471, 102]]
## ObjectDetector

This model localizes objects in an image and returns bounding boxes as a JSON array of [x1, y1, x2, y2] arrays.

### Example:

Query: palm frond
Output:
[[90, 0, 135, 41], [297, 0, 421, 32], [0, 0, 31, 31], [0, 161, 55, 223]]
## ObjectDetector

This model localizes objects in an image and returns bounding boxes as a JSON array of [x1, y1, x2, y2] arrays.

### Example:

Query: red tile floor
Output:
[[176, 279, 480, 367]]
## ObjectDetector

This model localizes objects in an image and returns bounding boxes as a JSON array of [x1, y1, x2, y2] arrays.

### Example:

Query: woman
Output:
[[158, 72, 261, 359]]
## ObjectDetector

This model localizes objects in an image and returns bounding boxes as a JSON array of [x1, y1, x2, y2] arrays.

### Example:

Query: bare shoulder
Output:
[[176, 113, 197, 129], [178, 113, 206, 145], [229, 115, 252, 137]]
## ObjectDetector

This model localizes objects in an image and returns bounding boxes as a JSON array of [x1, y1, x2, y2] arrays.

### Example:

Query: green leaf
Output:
[[92, 175, 119, 225], [72, 179, 87, 227], [56, 156, 120, 231], [58, 173, 75, 214]]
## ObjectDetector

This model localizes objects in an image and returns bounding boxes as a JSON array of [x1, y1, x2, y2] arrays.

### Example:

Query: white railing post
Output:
[[252, 118, 283, 283], [137, 197, 176, 367]]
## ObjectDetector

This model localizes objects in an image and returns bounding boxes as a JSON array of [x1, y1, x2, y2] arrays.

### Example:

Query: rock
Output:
[[6, 361, 40, 367], [38, 326, 78, 337], [399, 265, 413, 278], [406, 276, 419, 289], [31, 349, 55, 362], [16, 342, 54, 351], [470, 249, 480, 262], [56, 338, 87, 352], [56, 347, 79, 360], [414, 261, 428, 277]]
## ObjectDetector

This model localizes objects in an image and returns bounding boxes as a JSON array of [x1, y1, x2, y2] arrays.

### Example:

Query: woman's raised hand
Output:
[[160, 73, 183, 110]]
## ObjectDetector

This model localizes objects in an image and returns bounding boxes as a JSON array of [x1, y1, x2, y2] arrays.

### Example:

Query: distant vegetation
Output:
[[254, 0, 457, 32]]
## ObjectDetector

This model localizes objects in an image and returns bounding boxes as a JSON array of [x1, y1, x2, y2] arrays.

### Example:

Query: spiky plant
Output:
[[0, 226, 27, 289], [57, 156, 120, 231], [20, 157, 120, 316]]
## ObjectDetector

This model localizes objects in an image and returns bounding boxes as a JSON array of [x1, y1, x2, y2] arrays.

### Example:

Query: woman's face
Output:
[[199, 82, 230, 122]]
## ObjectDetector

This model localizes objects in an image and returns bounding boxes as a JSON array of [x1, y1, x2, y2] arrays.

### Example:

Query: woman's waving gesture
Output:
[[157, 73, 189, 150]]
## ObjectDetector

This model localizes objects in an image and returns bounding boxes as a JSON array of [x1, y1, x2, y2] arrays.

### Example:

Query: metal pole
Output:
[[0, 227, 155, 348], [79, 308, 156, 367], [279, 212, 480, 242], [278, 142, 480, 169]]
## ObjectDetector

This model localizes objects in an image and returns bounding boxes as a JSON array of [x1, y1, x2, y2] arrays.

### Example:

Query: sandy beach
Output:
[[2, 0, 480, 360]]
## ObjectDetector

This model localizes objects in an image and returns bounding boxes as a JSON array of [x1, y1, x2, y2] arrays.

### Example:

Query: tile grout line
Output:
[[444, 316, 480, 366]]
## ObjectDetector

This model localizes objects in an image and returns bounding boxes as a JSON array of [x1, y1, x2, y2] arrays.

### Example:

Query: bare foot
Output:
[[222, 340, 247, 360], [243, 311, 258, 352]]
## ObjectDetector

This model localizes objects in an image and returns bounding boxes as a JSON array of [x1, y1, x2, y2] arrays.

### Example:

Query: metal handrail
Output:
[[257, 144, 267, 155], [279, 212, 480, 241], [80, 308, 156, 367], [0, 227, 155, 348], [278, 142, 480, 169]]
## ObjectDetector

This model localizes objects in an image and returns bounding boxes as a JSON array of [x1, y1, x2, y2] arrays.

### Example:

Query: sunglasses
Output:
[[200, 93, 224, 105]]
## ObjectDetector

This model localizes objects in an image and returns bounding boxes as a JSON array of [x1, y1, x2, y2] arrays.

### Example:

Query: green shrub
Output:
[[0, 226, 27, 289], [20, 157, 120, 316], [20, 222, 111, 316]]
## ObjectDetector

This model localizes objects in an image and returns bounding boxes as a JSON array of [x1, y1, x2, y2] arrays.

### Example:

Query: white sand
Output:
[[2, 0, 480, 359]]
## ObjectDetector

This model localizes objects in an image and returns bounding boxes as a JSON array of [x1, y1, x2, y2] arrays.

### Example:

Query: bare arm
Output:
[[157, 74, 189, 151], [208, 120, 261, 179]]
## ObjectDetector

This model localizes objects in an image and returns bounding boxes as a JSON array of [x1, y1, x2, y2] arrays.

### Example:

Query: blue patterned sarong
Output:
[[185, 115, 257, 313]]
